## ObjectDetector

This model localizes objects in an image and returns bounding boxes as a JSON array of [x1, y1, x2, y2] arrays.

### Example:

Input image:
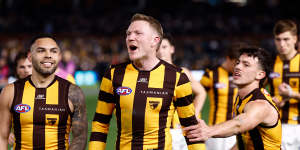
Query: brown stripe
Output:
[[179, 116, 198, 127], [58, 78, 71, 149], [131, 71, 149, 150], [177, 72, 189, 86], [282, 61, 290, 123], [33, 88, 46, 150], [157, 66, 176, 149], [98, 90, 115, 103], [90, 132, 108, 142], [237, 134, 245, 150], [174, 95, 193, 107], [212, 68, 219, 125], [249, 128, 264, 149], [12, 79, 26, 150], [93, 113, 112, 124], [226, 79, 234, 120], [112, 64, 127, 150]]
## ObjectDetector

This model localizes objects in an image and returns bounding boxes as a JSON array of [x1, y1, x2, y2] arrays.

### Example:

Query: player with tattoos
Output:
[[184, 47, 282, 150], [0, 35, 87, 149]]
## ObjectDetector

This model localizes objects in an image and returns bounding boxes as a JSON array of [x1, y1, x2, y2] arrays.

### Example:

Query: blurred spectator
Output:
[[58, 49, 76, 75]]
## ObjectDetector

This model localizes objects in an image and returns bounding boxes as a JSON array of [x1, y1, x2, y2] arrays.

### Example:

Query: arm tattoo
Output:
[[68, 84, 88, 150]]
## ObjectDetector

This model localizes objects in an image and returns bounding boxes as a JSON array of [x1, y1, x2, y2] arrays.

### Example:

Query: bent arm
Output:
[[0, 85, 14, 149], [184, 100, 272, 142], [68, 84, 88, 150], [182, 68, 207, 117]]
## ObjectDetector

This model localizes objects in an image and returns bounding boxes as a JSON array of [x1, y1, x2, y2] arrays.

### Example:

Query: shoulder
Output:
[[110, 61, 131, 69], [0, 83, 15, 108], [160, 60, 182, 73]]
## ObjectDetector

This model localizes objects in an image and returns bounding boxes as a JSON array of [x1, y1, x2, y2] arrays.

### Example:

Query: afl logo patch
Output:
[[116, 87, 132, 95], [14, 104, 31, 113]]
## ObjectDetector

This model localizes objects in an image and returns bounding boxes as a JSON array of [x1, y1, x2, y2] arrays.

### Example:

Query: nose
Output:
[[44, 50, 52, 58]]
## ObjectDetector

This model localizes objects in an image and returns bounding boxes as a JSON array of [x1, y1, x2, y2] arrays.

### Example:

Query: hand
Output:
[[8, 132, 15, 146], [278, 83, 293, 98], [183, 119, 210, 142], [272, 96, 285, 108]]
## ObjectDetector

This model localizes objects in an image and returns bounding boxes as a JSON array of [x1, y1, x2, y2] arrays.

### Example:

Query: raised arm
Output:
[[0, 84, 14, 150], [182, 67, 207, 118], [68, 84, 88, 150]]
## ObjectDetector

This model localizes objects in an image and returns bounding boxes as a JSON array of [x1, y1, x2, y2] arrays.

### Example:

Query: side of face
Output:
[[274, 31, 297, 55], [157, 39, 175, 61], [126, 20, 160, 61], [233, 54, 265, 86], [16, 58, 32, 79], [29, 38, 61, 76]]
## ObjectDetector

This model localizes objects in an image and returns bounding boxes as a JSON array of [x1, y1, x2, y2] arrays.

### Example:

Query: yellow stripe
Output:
[[91, 121, 109, 133], [96, 101, 115, 115], [119, 64, 138, 149], [216, 67, 229, 124], [177, 104, 195, 122], [176, 83, 192, 98], [21, 81, 35, 149], [89, 141, 106, 150], [45, 114, 59, 149], [46, 81, 59, 105], [149, 65, 165, 88], [144, 97, 162, 149], [100, 77, 114, 94]]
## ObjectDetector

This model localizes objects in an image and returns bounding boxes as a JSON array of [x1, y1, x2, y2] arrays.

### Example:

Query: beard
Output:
[[32, 57, 58, 77]]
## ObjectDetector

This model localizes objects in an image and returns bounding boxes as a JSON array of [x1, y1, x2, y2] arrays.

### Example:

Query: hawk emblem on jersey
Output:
[[269, 72, 280, 79], [14, 104, 31, 113], [116, 87, 132, 95], [215, 83, 226, 89], [47, 118, 57, 125], [149, 101, 159, 110]]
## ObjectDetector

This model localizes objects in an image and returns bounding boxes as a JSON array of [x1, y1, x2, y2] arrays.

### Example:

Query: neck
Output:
[[31, 70, 56, 88], [237, 81, 259, 99], [280, 49, 297, 60], [133, 56, 160, 71]]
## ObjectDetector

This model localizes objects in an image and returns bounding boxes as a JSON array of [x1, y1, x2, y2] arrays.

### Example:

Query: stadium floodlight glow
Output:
[[226, 0, 247, 6]]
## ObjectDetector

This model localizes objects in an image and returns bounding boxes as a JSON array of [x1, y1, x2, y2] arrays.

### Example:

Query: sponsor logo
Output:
[[14, 104, 31, 113], [215, 83, 226, 89], [116, 87, 132, 95], [283, 64, 289, 69], [137, 78, 148, 83], [269, 72, 280, 78], [149, 101, 160, 109], [140, 90, 168, 95], [39, 107, 66, 112], [35, 94, 46, 100]]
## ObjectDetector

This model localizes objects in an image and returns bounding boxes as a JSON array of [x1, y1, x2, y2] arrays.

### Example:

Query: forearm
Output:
[[209, 117, 244, 138], [193, 95, 206, 117], [69, 122, 88, 150]]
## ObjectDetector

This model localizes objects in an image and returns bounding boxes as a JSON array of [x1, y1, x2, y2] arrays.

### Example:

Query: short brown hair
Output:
[[131, 13, 163, 47], [273, 19, 298, 36]]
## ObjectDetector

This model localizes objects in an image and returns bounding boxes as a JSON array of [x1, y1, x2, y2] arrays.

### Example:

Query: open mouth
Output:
[[129, 45, 138, 51], [41, 62, 54, 67]]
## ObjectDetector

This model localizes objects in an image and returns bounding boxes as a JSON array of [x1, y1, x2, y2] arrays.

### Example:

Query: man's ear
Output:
[[28, 52, 32, 62], [256, 70, 266, 80]]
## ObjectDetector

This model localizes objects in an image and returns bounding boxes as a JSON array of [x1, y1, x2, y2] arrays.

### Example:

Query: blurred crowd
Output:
[[1, 0, 300, 85]]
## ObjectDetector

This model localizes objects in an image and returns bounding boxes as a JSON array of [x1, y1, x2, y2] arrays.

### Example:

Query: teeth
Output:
[[42, 62, 52, 67]]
